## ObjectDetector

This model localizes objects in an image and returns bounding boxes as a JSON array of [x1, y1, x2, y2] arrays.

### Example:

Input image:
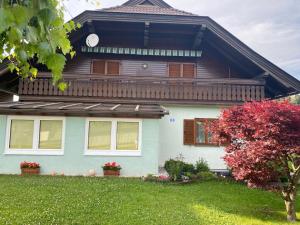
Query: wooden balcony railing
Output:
[[18, 75, 265, 103]]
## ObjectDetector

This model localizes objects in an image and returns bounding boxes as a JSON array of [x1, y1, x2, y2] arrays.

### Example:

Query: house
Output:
[[0, 0, 299, 176]]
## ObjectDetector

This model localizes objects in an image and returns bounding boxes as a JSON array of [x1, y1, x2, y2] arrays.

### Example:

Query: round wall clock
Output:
[[86, 34, 99, 47]]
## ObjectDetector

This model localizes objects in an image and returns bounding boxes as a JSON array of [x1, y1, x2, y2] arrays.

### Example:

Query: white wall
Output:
[[159, 105, 227, 171]]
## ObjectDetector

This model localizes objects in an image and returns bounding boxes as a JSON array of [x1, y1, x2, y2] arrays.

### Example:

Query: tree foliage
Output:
[[0, 0, 81, 90], [212, 100, 300, 222]]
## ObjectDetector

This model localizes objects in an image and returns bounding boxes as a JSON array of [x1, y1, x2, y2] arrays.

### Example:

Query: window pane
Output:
[[107, 61, 120, 75], [88, 121, 111, 150], [39, 120, 63, 149], [183, 64, 195, 78], [117, 122, 139, 150], [207, 121, 213, 144], [196, 121, 205, 144], [92, 60, 105, 74], [168, 63, 181, 77], [10, 120, 34, 149]]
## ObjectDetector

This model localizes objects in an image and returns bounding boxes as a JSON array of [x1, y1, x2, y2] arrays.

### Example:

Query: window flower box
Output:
[[103, 170, 120, 176], [20, 161, 40, 175], [102, 162, 121, 177]]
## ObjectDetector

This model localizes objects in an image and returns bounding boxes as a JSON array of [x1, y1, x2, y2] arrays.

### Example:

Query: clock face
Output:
[[86, 34, 99, 47]]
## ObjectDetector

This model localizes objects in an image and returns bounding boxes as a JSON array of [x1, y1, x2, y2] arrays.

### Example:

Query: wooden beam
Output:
[[7, 102, 39, 108], [135, 105, 140, 112], [87, 20, 95, 33], [144, 22, 150, 47], [32, 102, 61, 109], [84, 103, 102, 110], [110, 104, 121, 110], [192, 24, 206, 49], [58, 103, 82, 110]]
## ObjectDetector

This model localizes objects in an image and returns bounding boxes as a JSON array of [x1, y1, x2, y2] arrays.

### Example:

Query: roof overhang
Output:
[[0, 101, 169, 118]]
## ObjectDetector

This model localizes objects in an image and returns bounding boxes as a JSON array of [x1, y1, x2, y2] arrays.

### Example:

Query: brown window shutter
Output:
[[107, 61, 120, 75], [168, 63, 181, 77], [92, 60, 105, 74], [183, 64, 195, 78], [183, 119, 195, 145]]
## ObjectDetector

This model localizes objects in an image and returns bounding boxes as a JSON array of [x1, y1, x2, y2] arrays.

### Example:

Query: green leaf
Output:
[[29, 68, 38, 78], [49, 29, 71, 54], [26, 26, 39, 43], [0, 8, 14, 33], [57, 82, 68, 91], [16, 49, 28, 63], [37, 42, 52, 62], [11, 6, 30, 27], [8, 27, 23, 44], [46, 53, 66, 81], [70, 50, 76, 59], [8, 63, 16, 73], [38, 8, 56, 27]]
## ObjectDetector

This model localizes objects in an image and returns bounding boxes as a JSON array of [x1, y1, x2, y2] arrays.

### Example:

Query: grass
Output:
[[0, 176, 299, 225]]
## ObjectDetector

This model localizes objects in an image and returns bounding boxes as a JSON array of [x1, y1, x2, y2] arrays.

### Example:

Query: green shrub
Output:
[[165, 158, 213, 182], [197, 171, 218, 181], [182, 163, 195, 174], [183, 172, 198, 181], [164, 159, 185, 181], [195, 158, 210, 173]]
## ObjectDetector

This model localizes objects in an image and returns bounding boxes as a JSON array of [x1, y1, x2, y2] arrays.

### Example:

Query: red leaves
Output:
[[212, 100, 300, 187]]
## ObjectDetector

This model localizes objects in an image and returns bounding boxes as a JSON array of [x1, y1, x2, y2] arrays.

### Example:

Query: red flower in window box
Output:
[[102, 162, 121, 177], [20, 161, 40, 175]]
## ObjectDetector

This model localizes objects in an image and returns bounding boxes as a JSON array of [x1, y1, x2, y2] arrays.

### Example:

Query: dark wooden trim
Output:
[[18, 77, 265, 104], [38, 72, 266, 85], [19, 95, 246, 106]]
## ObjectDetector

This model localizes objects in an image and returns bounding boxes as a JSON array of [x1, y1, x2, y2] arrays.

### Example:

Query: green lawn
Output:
[[0, 176, 299, 225]]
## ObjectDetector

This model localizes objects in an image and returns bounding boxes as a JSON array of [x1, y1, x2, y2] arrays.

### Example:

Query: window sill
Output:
[[195, 143, 220, 147], [84, 150, 142, 157], [4, 150, 64, 156]]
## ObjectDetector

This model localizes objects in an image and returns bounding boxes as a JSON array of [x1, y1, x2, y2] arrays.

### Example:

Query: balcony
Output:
[[18, 74, 265, 104]]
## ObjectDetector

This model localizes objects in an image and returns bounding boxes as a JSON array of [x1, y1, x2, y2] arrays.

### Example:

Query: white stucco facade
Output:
[[159, 105, 227, 171]]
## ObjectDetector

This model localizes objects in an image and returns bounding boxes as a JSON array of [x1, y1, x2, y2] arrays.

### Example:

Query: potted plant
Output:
[[102, 162, 121, 176], [20, 161, 40, 175]]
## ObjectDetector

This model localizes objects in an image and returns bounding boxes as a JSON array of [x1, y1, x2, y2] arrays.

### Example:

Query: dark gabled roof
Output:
[[101, 5, 195, 16], [0, 101, 169, 118], [123, 0, 171, 8], [101, 0, 195, 16], [73, 1, 300, 95]]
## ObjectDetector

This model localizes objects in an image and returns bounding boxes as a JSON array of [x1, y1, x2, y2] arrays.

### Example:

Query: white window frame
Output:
[[5, 116, 65, 155], [84, 118, 142, 156]]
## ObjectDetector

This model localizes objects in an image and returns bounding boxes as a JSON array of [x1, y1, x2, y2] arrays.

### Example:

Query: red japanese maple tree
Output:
[[212, 100, 300, 222]]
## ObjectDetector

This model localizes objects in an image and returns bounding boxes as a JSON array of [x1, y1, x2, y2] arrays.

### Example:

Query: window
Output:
[[9, 120, 34, 149], [85, 119, 141, 156], [116, 122, 139, 151], [168, 63, 196, 78], [183, 118, 217, 146], [39, 120, 63, 149], [6, 116, 65, 155], [88, 121, 112, 150], [92, 60, 120, 75]]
